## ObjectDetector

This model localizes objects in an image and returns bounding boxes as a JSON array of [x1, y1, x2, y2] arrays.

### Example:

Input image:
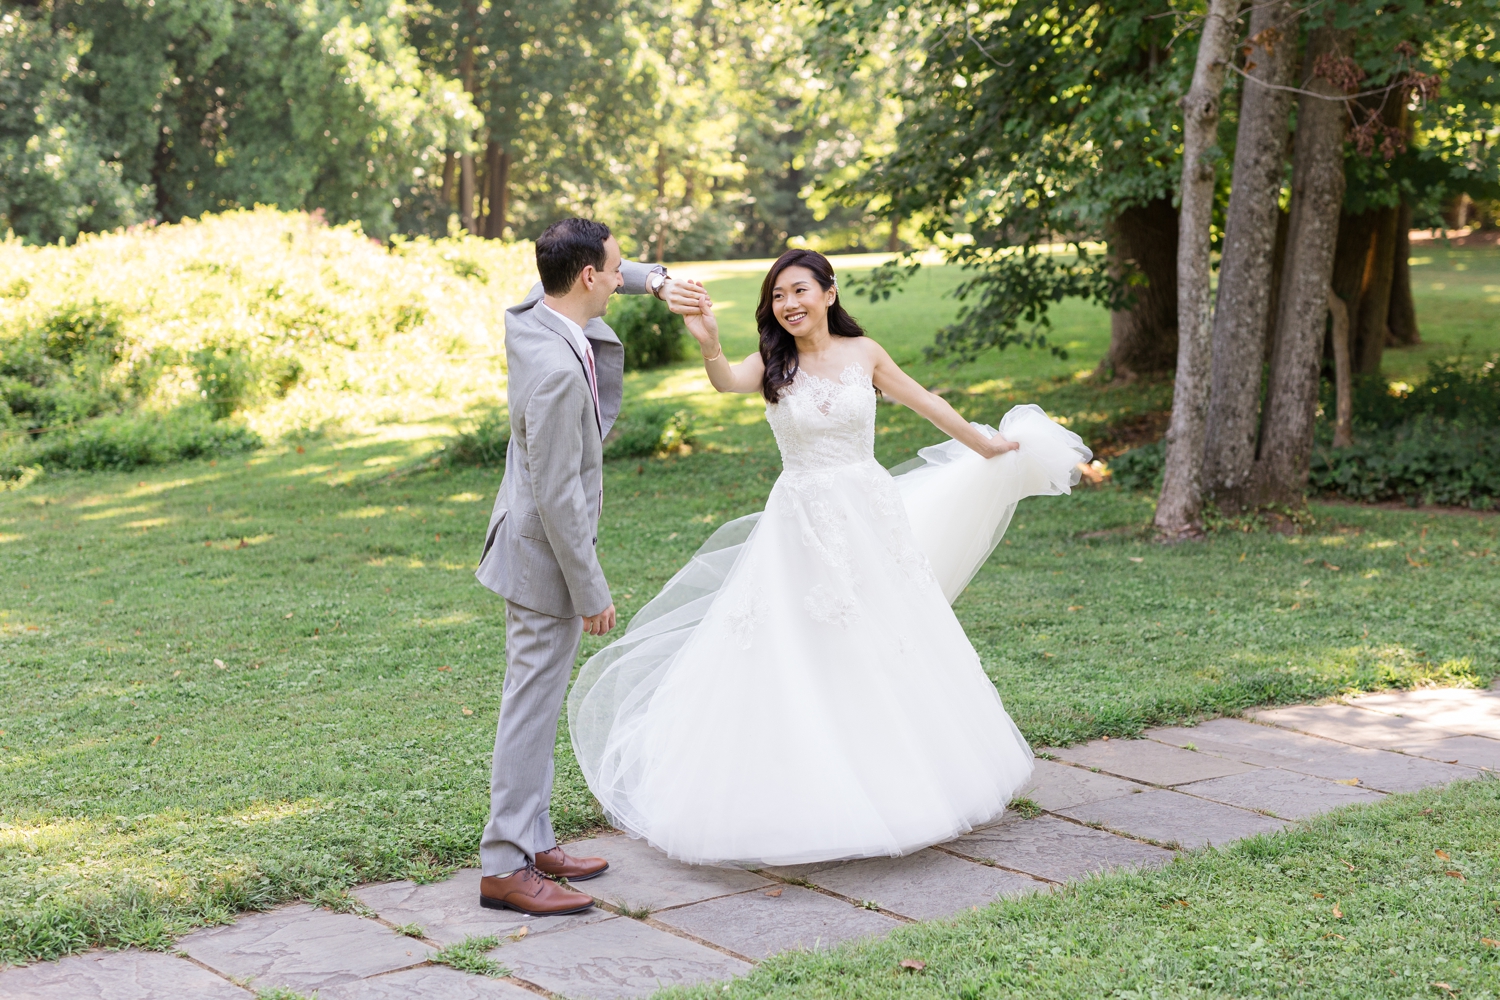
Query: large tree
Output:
[[812, 0, 1195, 368]]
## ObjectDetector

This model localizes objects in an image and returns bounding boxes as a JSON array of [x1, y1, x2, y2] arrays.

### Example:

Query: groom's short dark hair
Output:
[[536, 218, 612, 294]]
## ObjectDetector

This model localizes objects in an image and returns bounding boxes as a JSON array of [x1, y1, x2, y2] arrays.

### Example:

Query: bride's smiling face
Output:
[[771, 266, 836, 337]]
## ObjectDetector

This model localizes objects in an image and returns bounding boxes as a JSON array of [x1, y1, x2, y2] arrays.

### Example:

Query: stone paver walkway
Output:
[[4, 685, 1496, 999]]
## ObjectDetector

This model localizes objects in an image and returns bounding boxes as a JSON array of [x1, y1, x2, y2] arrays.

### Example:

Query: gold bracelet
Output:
[[701, 345, 724, 363]]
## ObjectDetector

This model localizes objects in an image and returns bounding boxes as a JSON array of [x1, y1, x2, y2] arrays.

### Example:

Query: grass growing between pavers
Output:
[[667, 776, 1500, 1000], [1, 250, 1496, 966]]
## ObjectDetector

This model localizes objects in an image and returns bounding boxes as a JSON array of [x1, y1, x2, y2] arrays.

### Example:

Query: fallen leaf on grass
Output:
[[1321, 932, 1345, 940], [284, 612, 294, 619], [1332, 904, 1344, 918], [1067, 605, 1083, 611], [764, 888, 783, 897], [1481, 938, 1500, 947], [899, 959, 926, 971], [1313, 893, 1325, 899], [510, 927, 529, 941], [1339, 858, 1357, 871], [438, 665, 452, 672], [1446, 871, 1465, 880], [461, 707, 474, 716], [1303, 557, 1317, 565], [1323, 561, 1340, 571], [1128, 556, 1143, 563], [150, 734, 160, 745], [214, 658, 227, 669], [1334, 778, 1360, 786], [1436, 849, 1450, 859], [1433, 983, 1456, 995]]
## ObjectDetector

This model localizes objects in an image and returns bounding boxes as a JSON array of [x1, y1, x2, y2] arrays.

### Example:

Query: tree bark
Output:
[[441, 151, 456, 212], [1098, 198, 1179, 379], [1352, 203, 1401, 373], [485, 146, 510, 240], [1202, 0, 1301, 509], [1388, 200, 1420, 345], [1154, 0, 1240, 539], [1252, 20, 1354, 507], [1328, 287, 1353, 447], [458, 44, 477, 235]]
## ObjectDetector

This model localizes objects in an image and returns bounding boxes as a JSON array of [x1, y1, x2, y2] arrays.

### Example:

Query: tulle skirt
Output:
[[568, 405, 1091, 867]]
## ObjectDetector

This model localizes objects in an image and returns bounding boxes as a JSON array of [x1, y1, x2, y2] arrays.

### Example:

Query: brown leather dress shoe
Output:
[[479, 864, 594, 915], [535, 845, 609, 882]]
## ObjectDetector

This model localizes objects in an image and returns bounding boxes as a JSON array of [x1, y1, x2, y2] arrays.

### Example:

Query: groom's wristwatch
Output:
[[646, 265, 669, 299]]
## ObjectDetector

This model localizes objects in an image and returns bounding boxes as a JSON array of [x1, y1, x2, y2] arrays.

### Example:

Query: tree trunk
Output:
[[887, 214, 901, 253], [1154, 0, 1240, 539], [653, 142, 669, 263], [1098, 198, 1179, 380], [1328, 287, 1353, 447], [460, 153, 476, 234], [485, 147, 510, 240], [458, 44, 477, 235], [1252, 20, 1354, 507], [1202, 0, 1301, 510], [1352, 203, 1400, 373], [1388, 201, 1420, 345], [441, 151, 456, 211]]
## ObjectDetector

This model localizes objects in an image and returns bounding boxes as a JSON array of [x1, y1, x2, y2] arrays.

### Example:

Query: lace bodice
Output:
[[766, 362, 877, 472]]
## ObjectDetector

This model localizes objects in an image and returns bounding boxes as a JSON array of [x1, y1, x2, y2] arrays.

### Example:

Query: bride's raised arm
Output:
[[869, 341, 1019, 460], [678, 292, 765, 395]]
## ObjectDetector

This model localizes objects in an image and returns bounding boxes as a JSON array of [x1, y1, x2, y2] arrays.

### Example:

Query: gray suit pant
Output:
[[480, 600, 583, 875]]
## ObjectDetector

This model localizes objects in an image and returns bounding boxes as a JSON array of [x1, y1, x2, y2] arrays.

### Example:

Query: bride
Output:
[[568, 249, 1090, 867]]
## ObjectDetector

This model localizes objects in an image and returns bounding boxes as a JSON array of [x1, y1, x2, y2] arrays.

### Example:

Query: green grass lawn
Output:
[[1, 248, 1496, 967]]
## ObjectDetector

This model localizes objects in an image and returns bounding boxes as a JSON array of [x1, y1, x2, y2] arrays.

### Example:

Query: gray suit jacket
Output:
[[475, 261, 654, 618]]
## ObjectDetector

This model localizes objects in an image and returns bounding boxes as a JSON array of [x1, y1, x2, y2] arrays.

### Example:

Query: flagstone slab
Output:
[[1246, 703, 1457, 750], [1059, 788, 1287, 849], [802, 848, 1044, 920], [1275, 747, 1476, 793], [1049, 738, 1260, 786], [179, 905, 433, 993], [653, 885, 901, 961], [1177, 768, 1384, 820], [562, 834, 775, 913], [489, 914, 750, 999], [0, 950, 250, 1000], [319, 965, 538, 1000], [1403, 734, 1500, 771], [353, 869, 609, 945], [1018, 758, 1148, 811], [949, 815, 1175, 883], [1348, 688, 1500, 733], [1147, 718, 1347, 767]]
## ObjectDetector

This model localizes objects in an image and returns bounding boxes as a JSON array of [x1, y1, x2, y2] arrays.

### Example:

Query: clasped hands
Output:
[[660, 278, 720, 359]]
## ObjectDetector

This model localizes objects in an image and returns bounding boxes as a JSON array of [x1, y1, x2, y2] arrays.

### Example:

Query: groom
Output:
[[474, 218, 699, 915]]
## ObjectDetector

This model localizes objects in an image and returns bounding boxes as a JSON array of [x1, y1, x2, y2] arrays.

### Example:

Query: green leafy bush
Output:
[[1, 408, 261, 479], [1310, 419, 1499, 509], [1108, 440, 1164, 492], [1347, 352, 1500, 429], [0, 301, 128, 432], [442, 412, 510, 467], [606, 295, 687, 371], [604, 406, 695, 459]]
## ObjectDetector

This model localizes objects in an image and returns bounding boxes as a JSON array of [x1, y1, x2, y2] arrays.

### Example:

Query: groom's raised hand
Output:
[[583, 604, 616, 636]]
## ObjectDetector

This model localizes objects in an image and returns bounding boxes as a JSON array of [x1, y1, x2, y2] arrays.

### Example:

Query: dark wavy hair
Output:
[[756, 249, 867, 403]]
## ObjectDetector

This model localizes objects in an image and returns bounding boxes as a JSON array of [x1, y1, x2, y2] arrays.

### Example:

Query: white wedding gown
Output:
[[568, 362, 1091, 867]]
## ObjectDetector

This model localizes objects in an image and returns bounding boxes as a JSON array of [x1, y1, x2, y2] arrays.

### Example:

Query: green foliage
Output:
[[0, 2, 477, 244], [1, 408, 261, 478], [442, 412, 510, 468], [1107, 440, 1164, 493], [429, 935, 505, 978], [1310, 420, 1500, 510], [0, 208, 536, 449], [604, 406, 695, 459], [1350, 353, 1500, 429], [673, 777, 1500, 999], [607, 295, 687, 371]]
